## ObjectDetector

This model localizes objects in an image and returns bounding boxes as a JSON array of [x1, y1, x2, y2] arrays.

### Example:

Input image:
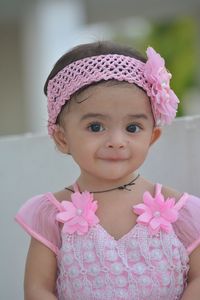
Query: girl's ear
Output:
[[150, 127, 162, 146], [52, 126, 69, 154]]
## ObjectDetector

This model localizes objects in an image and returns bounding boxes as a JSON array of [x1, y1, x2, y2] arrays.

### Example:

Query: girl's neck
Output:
[[76, 172, 139, 193]]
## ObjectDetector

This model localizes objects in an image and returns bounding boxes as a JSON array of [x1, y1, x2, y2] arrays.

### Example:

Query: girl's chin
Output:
[[79, 165, 138, 184], [92, 172, 136, 184]]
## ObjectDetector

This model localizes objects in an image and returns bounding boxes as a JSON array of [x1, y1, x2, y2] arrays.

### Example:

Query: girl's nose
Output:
[[105, 131, 127, 149]]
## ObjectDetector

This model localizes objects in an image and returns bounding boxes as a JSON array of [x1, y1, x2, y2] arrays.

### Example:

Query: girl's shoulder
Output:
[[15, 190, 70, 255], [21, 187, 73, 208], [16, 186, 74, 225], [141, 178, 183, 202], [159, 184, 183, 201], [159, 185, 200, 255], [140, 177, 183, 202], [53, 188, 72, 203], [159, 183, 200, 210], [152, 182, 200, 255], [157, 183, 200, 216]]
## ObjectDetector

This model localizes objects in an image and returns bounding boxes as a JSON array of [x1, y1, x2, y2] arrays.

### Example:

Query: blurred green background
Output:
[[115, 17, 199, 117]]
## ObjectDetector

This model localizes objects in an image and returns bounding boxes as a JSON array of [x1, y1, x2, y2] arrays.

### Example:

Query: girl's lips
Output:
[[100, 156, 129, 161], [98, 151, 130, 161]]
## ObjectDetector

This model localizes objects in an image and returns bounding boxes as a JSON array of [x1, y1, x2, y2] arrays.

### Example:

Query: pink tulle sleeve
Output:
[[173, 195, 200, 255], [15, 194, 61, 255]]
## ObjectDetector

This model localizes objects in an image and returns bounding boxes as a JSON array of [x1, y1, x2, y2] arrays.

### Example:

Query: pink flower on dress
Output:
[[133, 191, 178, 235], [56, 191, 99, 235], [144, 47, 179, 126]]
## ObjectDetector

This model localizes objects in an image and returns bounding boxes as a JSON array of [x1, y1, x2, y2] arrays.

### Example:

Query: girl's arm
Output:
[[181, 245, 200, 299], [24, 237, 57, 300]]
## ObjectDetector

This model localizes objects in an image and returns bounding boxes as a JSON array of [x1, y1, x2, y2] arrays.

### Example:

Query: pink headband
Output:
[[47, 47, 179, 136]]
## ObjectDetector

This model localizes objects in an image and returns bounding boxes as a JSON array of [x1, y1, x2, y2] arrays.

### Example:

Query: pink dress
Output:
[[15, 184, 200, 300]]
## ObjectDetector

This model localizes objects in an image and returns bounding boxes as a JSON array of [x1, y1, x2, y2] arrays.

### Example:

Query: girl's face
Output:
[[54, 83, 161, 186]]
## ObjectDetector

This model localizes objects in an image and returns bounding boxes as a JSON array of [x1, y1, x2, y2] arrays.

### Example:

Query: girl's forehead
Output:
[[70, 83, 152, 114]]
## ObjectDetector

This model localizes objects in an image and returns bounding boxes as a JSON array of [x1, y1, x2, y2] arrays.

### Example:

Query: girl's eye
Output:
[[88, 123, 104, 132], [126, 124, 141, 133]]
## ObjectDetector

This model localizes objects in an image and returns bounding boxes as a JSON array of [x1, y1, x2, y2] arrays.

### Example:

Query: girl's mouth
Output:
[[100, 156, 128, 161]]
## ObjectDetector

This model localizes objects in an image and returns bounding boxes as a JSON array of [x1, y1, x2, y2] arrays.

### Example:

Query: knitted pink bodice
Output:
[[56, 222, 189, 300], [15, 184, 200, 300]]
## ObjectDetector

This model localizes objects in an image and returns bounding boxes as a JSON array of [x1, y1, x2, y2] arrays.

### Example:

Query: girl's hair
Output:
[[44, 41, 147, 126]]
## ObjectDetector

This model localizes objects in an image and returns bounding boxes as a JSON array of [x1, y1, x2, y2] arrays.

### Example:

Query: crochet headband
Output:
[[47, 47, 179, 136]]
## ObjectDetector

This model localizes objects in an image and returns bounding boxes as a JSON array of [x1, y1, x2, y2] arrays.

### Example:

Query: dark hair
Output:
[[44, 41, 147, 125]]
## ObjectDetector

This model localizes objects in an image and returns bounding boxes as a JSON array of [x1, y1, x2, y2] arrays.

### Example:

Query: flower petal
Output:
[[143, 192, 155, 208], [57, 190, 99, 235], [165, 197, 175, 209], [149, 217, 161, 230], [144, 47, 179, 126], [56, 211, 74, 223], [61, 200, 76, 212], [163, 208, 178, 222], [137, 212, 152, 224], [71, 192, 85, 209], [63, 222, 77, 234], [86, 210, 99, 226], [56, 201, 76, 222], [133, 203, 147, 215], [155, 194, 165, 207], [160, 221, 173, 233]]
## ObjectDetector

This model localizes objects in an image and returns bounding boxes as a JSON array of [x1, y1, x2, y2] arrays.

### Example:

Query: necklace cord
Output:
[[65, 174, 140, 194]]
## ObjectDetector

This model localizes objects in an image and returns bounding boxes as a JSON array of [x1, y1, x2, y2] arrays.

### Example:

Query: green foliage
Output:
[[114, 17, 198, 116], [140, 17, 198, 116]]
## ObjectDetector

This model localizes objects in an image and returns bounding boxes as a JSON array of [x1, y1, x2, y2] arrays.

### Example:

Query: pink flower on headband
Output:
[[144, 47, 179, 126], [133, 191, 178, 235], [56, 191, 99, 235]]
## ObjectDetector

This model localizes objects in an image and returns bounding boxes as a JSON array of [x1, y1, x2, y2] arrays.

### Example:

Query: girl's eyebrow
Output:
[[80, 113, 149, 121], [127, 114, 148, 120], [80, 113, 109, 121]]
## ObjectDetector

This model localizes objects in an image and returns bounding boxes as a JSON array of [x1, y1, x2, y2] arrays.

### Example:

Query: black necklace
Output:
[[65, 174, 140, 194]]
